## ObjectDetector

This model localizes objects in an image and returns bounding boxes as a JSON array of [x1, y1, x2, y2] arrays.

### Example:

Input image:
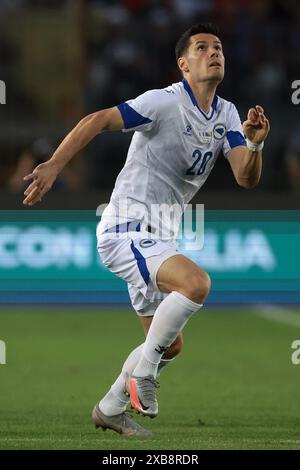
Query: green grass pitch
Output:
[[1, 307, 300, 450]]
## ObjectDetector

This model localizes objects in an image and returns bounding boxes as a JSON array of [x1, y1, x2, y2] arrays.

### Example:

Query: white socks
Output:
[[133, 291, 202, 377], [99, 343, 143, 416], [99, 374, 128, 416], [99, 351, 177, 415], [99, 291, 203, 416]]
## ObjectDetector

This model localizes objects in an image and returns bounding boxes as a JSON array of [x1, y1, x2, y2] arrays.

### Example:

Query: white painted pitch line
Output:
[[252, 304, 300, 328]]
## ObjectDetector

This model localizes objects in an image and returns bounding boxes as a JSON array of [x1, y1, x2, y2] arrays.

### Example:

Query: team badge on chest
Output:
[[213, 124, 226, 140]]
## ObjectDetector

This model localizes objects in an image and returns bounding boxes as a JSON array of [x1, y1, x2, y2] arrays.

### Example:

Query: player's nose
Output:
[[209, 48, 219, 57]]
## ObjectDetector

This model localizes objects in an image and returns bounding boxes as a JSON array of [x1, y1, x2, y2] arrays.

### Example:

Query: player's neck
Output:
[[185, 78, 217, 114]]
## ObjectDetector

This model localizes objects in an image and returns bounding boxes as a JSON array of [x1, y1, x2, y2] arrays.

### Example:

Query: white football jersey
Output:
[[98, 79, 246, 239]]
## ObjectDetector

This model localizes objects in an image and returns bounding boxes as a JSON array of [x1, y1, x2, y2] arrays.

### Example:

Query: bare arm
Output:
[[23, 106, 124, 206], [226, 105, 270, 189], [226, 146, 263, 189]]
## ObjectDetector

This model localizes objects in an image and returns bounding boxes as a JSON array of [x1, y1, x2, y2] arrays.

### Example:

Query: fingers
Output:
[[254, 104, 268, 126], [23, 166, 45, 204], [246, 105, 270, 129], [23, 173, 35, 182], [255, 105, 264, 114], [23, 185, 42, 206], [25, 191, 44, 206], [23, 193, 44, 206], [248, 105, 265, 119], [22, 162, 55, 206], [23, 181, 47, 206], [247, 107, 258, 122], [31, 185, 50, 205], [23, 175, 44, 204], [263, 117, 270, 133], [23, 180, 52, 205], [23, 179, 42, 197], [257, 111, 269, 131]]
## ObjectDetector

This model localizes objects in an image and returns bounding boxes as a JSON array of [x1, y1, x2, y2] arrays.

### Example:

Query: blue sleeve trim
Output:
[[226, 131, 246, 149], [130, 241, 150, 286], [118, 102, 152, 129]]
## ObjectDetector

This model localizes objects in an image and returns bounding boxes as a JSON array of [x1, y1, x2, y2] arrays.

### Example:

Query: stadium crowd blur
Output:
[[0, 0, 300, 197]]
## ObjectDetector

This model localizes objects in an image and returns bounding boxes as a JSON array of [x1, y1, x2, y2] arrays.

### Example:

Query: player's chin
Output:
[[207, 67, 224, 79], [206, 69, 224, 84]]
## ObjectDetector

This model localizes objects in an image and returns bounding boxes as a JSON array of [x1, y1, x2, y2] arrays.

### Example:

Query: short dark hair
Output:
[[175, 23, 221, 61]]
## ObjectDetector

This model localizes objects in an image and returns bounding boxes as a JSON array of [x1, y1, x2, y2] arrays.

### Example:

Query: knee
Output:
[[164, 335, 183, 359], [179, 271, 211, 304]]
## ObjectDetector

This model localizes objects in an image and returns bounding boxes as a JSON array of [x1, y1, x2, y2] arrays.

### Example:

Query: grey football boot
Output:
[[126, 375, 159, 418], [92, 404, 153, 437]]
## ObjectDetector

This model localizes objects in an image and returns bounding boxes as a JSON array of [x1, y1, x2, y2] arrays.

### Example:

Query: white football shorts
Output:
[[96, 221, 179, 316]]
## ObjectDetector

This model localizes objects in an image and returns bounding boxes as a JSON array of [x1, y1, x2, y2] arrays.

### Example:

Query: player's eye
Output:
[[197, 45, 205, 50]]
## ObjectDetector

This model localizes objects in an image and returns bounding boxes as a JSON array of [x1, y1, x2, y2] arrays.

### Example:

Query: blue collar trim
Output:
[[182, 79, 218, 120]]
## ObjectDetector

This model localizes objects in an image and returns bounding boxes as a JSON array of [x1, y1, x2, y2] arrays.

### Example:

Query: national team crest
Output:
[[213, 124, 226, 140]]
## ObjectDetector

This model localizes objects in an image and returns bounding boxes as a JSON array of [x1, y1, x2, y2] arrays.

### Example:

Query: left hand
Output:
[[243, 105, 270, 144]]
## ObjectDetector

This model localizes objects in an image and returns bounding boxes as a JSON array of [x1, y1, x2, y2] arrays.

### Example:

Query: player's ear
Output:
[[178, 57, 189, 74]]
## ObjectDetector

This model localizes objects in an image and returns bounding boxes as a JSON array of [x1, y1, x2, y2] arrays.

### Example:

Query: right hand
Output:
[[242, 105, 270, 144], [23, 160, 58, 206]]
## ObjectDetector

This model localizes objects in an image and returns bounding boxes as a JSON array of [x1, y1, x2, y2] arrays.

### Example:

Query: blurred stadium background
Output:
[[1, 0, 300, 450]]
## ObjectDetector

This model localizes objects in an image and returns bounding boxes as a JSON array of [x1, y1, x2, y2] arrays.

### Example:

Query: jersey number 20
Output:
[[186, 150, 213, 176]]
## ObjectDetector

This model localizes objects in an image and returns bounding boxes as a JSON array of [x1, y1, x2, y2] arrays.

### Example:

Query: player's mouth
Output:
[[208, 61, 222, 68]]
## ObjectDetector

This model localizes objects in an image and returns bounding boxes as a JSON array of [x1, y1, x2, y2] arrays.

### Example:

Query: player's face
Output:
[[182, 33, 225, 84]]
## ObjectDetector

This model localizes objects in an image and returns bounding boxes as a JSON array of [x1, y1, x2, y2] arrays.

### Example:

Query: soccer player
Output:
[[23, 23, 270, 437]]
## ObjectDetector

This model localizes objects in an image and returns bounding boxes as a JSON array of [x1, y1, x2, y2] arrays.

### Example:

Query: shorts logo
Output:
[[213, 124, 226, 140], [139, 239, 156, 248]]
